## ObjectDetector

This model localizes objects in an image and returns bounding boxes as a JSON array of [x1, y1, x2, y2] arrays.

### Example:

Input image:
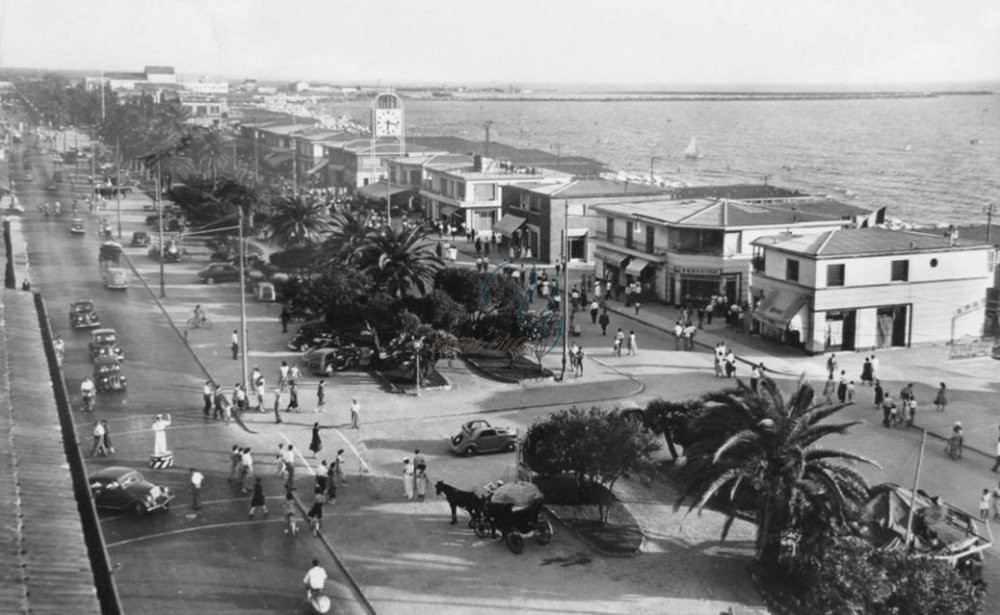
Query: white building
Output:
[[751, 228, 997, 353], [185, 80, 229, 95], [144, 66, 177, 84]]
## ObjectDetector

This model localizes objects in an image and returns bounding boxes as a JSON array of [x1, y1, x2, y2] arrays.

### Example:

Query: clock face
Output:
[[375, 108, 402, 137]]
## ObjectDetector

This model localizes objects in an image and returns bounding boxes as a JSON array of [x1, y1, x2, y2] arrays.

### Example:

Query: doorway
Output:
[[876, 305, 909, 348]]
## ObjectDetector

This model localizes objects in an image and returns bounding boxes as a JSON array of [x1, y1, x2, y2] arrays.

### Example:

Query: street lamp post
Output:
[[238, 214, 249, 398], [413, 338, 424, 395], [156, 171, 165, 298], [115, 138, 122, 239]]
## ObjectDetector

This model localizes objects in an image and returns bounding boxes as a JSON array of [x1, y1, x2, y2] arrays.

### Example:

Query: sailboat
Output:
[[684, 137, 703, 159]]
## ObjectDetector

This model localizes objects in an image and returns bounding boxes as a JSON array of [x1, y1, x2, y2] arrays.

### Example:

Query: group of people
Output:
[[611, 328, 638, 357], [402, 449, 430, 501], [712, 342, 737, 378]]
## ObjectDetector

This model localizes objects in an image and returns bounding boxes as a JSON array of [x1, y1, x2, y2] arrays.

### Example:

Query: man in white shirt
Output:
[[202, 381, 213, 417], [190, 468, 204, 510], [350, 398, 360, 429], [282, 445, 296, 490], [231, 330, 239, 360], [81, 377, 96, 412], [303, 559, 327, 600], [91, 421, 107, 457]]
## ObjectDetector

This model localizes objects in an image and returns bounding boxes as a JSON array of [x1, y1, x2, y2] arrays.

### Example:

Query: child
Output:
[[847, 381, 856, 403], [980, 488, 991, 521], [906, 398, 917, 427], [612, 337, 622, 357]]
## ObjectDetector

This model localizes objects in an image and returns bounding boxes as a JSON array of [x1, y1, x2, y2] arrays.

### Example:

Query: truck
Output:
[[99, 242, 128, 290]]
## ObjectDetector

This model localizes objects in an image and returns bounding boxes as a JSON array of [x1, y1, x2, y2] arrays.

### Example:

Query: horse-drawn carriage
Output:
[[436, 480, 553, 554]]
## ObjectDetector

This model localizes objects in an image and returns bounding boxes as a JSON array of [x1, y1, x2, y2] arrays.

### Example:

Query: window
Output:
[[786, 259, 800, 282], [890, 259, 909, 282], [645, 225, 655, 254], [473, 183, 496, 201], [827, 264, 845, 287], [625, 220, 634, 248], [606, 217, 614, 240]]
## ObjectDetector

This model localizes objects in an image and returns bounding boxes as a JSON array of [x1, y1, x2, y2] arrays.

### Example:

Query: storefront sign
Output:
[[675, 267, 722, 276]]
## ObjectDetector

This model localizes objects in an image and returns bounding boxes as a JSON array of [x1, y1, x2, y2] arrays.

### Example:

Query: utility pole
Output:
[[115, 138, 122, 239], [253, 130, 260, 185], [986, 203, 995, 243], [903, 430, 927, 548], [238, 213, 249, 398], [559, 199, 569, 382], [483, 120, 493, 157], [156, 171, 165, 298], [291, 137, 298, 196]]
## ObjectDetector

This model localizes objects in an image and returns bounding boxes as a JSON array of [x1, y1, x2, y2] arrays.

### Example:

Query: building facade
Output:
[[751, 228, 997, 353]]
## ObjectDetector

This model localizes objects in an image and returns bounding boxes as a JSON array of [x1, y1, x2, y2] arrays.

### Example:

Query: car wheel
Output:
[[506, 532, 525, 554], [130, 502, 148, 517], [504, 441, 516, 452], [463, 446, 478, 457], [206, 277, 215, 285], [473, 518, 494, 538], [534, 518, 553, 545]]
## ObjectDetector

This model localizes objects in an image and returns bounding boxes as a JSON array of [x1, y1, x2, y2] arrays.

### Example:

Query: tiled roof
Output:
[[594, 198, 841, 228], [753, 228, 992, 257]]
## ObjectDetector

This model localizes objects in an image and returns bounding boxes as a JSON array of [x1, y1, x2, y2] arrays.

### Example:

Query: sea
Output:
[[319, 92, 1000, 226]]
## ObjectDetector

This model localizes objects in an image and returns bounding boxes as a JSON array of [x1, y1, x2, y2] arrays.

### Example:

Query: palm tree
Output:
[[267, 195, 330, 249], [314, 209, 373, 270], [362, 226, 445, 299], [191, 128, 232, 187], [677, 377, 877, 567]]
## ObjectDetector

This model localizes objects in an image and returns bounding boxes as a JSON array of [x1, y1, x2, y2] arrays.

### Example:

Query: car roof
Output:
[[72, 299, 94, 305], [90, 466, 140, 481], [92, 328, 116, 335]]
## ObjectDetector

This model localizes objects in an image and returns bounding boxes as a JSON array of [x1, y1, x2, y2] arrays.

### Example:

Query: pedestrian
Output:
[[282, 445, 296, 491], [880, 393, 895, 428], [682, 323, 697, 350], [275, 443, 287, 477], [273, 387, 283, 424], [860, 356, 873, 386], [232, 383, 246, 415], [906, 397, 917, 427], [286, 382, 300, 412], [934, 382, 948, 412], [325, 463, 338, 504], [837, 372, 848, 403], [309, 422, 322, 457], [240, 447, 254, 493], [213, 385, 228, 420], [713, 343, 725, 377], [350, 397, 360, 429], [256, 377, 266, 413], [598, 310, 610, 336], [279, 361, 290, 391], [280, 306, 291, 333], [673, 321, 683, 350], [627, 330, 637, 357], [231, 329, 239, 360], [415, 467, 429, 502], [724, 350, 737, 378], [574, 346, 585, 377], [992, 436, 1000, 472], [202, 380, 213, 417], [101, 420, 114, 454], [316, 380, 326, 410], [874, 380, 884, 409], [307, 495, 324, 535], [980, 489, 991, 521], [946, 422, 964, 459], [993, 483, 1000, 521], [589, 300, 599, 324], [282, 491, 298, 536], [826, 353, 838, 380], [190, 468, 204, 510], [229, 445, 242, 481], [750, 363, 763, 392], [403, 457, 415, 499], [822, 377, 836, 404], [90, 420, 107, 457], [334, 449, 345, 484], [289, 363, 301, 386], [847, 381, 856, 403], [251, 365, 262, 387], [870, 355, 879, 382], [248, 477, 269, 517]]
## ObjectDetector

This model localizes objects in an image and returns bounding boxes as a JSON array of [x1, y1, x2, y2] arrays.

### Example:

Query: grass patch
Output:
[[534, 474, 643, 556], [379, 368, 449, 392], [462, 351, 554, 383]]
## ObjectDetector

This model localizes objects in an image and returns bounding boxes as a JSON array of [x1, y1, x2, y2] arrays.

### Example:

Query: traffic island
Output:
[[535, 475, 644, 557], [462, 351, 554, 384]]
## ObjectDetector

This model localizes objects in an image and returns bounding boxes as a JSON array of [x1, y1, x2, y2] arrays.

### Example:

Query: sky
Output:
[[1, 0, 998, 87]]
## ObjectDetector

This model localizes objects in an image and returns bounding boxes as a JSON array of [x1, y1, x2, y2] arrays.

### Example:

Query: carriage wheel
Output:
[[473, 518, 494, 539], [506, 532, 525, 554], [534, 518, 554, 545]]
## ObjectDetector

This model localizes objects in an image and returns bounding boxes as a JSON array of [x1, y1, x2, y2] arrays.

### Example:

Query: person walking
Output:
[[202, 381, 213, 417], [100, 420, 114, 454], [316, 380, 326, 410], [240, 447, 254, 494], [574, 346, 585, 377], [282, 445, 296, 491], [307, 495, 324, 535], [598, 310, 610, 336], [279, 361, 290, 391], [403, 457, 415, 500], [673, 321, 683, 351], [980, 489, 991, 521], [860, 356, 873, 386], [152, 414, 172, 457], [232, 383, 246, 415], [415, 467, 429, 502], [248, 477, 269, 517], [349, 398, 360, 429], [309, 422, 323, 457], [190, 468, 204, 510], [589, 300, 600, 324], [90, 420, 108, 457], [847, 381, 856, 403], [750, 363, 763, 393], [682, 323, 697, 350], [273, 387, 283, 424], [286, 382, 300, 413], [713, 343, 725, 378], [228, 445, 242, 482], [275, 443, 287, 478], [870, 355, 879, 382], [822, 377, 836, 405], [836, 372, 848, 403], [627, 330, 637, 357], [991, 436, 1000, 472], [230, 330, 239, 360], [873, 380, 884, 409], [282, 491, 299, 536], [280, 306, 291, 333], [289, 363, 302, 387], [334, 449, 346, 485], [946, 422, 964, 460], [880, 393, 895, 428], [213, 385, 229, 421], [612, 328, 623, 357], [724, 350, 737, 378], [826, 353, 838, 380], [934, 382, 948, 412]]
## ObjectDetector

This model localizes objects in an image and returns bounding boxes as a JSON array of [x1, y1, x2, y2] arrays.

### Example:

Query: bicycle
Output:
[[186, 316, 213, 329]]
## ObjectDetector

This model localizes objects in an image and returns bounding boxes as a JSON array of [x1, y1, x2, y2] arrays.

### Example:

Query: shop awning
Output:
[[356, 181, 413, 200], [305, 160, 328, 175], [494, 215, 526, 237], [626, 258, 653, 276], [567, 228, 588, 238], [754, 291, 808, 329], [593, 247, 629, 268], [264, 151, 294, 167]]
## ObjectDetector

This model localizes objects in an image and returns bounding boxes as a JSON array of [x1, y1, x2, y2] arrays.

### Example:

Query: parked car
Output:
[[89, 328, 124, 362], [70, 300, 101, 329], [306, 344, 380, 375], [130, 231, 151, 247], [197, 263, 240, 285], [93, 356, 127, 392], [450, 420, 517, 456], [287, 320, 334, 352], [89, 466, 173, 516], [149, 239, 183, 262]]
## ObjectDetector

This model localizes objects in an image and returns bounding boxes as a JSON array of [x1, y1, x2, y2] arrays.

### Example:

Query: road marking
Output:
[[280, 428, 371, 476], [105, 519, 285, 547]]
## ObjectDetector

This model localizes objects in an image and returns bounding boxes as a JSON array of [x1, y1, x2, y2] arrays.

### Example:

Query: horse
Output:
[[434, 481, 483, 526]]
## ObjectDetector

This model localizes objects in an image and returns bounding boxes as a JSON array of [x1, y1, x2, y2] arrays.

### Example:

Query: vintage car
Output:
[[89, 466, 173, 516], [88, 328, 124, 362], [130, 231, 151, 247], [450, 420, 518, 456], [288, 320, 335, 352], [93, 356, 127, 392], [102, 267, 129, 290], [70, 217, 86, 235], [148, 239, 183, 262], [70, 300, 101, 329], [306, 344, 379, 376], [197, 263, 240, 285]]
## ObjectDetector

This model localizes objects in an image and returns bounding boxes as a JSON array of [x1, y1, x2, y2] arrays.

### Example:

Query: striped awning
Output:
[[754, 291, 808, 329], [494, 215, 526, 236]]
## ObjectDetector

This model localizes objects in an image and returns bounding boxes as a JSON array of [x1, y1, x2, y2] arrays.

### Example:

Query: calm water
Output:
[[322, 94, 1000, 225]]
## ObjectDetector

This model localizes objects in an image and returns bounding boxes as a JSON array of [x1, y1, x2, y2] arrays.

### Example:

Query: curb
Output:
[[462, 354, 554, 384]]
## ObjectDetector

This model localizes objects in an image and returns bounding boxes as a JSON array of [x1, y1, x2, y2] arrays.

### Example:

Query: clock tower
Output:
[[369, 92, 405, 188]]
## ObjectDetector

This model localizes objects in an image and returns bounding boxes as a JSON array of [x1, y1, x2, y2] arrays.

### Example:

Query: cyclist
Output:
[[192, 305, 206, 327], [302, 559, 327, 602], [282, 491, 298, 536], [80, 377, 96, 412]]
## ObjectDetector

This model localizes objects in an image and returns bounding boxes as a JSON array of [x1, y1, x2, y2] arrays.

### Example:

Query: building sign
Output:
[[675, 267, 722, 276]]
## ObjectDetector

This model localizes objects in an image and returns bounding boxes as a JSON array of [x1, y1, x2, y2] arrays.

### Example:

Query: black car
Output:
[[287, 320, 334, 352], [89, 466, 173, 516], [197, 263, 240, 284], [70, 300, 101, 329]]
